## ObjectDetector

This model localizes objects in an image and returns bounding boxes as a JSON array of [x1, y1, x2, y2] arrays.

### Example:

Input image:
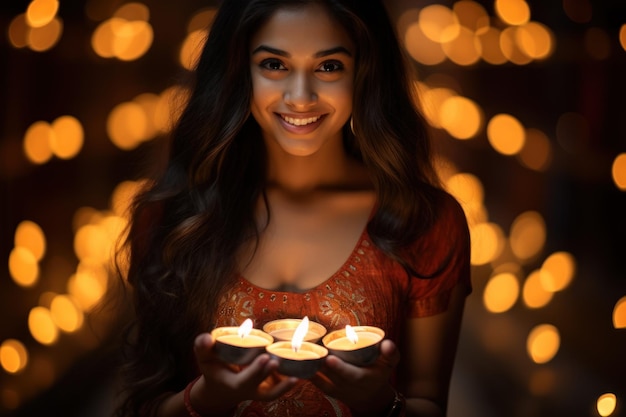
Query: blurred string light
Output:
[[620, 25, 626, 52], [401, 1, 554, 68], [179, 8, 217, 70], [597, 393, 617, 417], [0, 340, 28, 374], [106, 87, 187, 150], [23, 116, 84, 165], [613, 297, 626, 329], [612, 153, 626, 191], [8, 0, 63, 52], [91, 2, 153, 61], [527, 323, 560, 364]]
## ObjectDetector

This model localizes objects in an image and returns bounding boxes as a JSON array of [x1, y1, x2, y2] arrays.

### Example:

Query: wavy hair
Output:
[[116, 0, 440, 415]]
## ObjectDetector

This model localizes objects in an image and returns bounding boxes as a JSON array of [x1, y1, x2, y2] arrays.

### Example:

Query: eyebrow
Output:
[[251, 45, 353, 58]]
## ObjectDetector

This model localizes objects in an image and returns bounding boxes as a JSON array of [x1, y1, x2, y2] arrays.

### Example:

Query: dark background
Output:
[[1, 1, 625, 416]]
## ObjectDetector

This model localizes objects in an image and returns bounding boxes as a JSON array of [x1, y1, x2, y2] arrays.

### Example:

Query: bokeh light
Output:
[[0, 340, 28, 374], [597, 393, 617, 417], [540, 251, 576, 292], [487, 114, 526, 155], [613, 297, 626, 329], [527, 324, 560, 364], [611, 153, 626, 191], [483, 272, 520, 313], [522, 270, 554, 309], [28, 307, 59, 346]]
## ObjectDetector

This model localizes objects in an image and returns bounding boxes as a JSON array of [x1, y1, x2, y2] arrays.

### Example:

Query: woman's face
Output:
[[249, 4, 355, 157]]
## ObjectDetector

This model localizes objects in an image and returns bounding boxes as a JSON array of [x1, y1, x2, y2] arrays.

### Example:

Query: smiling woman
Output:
[[249, 4, 354, 158], [115, 1, 471, 417]]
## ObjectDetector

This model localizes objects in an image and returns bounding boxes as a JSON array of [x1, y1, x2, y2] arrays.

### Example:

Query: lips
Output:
[[276, 113, 327, 134]]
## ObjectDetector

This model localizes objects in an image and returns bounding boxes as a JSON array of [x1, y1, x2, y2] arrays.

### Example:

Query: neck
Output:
[[265, 139, 360, 194]]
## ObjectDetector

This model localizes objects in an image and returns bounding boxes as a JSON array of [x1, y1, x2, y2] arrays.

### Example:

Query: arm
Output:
[[402, 283, 467, 417]]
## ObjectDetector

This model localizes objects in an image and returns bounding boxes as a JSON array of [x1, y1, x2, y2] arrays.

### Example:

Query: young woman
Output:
[[116, 0, 471, 416]]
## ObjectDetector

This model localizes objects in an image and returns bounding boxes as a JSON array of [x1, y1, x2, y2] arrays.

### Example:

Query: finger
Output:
[[235, 354, 272, 387], [193, 333, 215, 365], [320, 355, 363, 383], [378, 339, 400, 368], [256, 376, 298, 401]]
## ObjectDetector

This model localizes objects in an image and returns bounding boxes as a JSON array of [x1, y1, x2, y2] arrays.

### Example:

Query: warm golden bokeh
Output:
[[14, 221, 46, 262], [107, 102, 149, 150], [23, 121, 54, 164], [67, 263, 108, 312], [483, 272, 520, 313], [611, 153, 626, 191], [495, 0, 531, 26], [522, 270, 554, 309], [180, 29, 208, 70], [470, 222, 505, 265], [404, 22, 446, 66], [442, 26, 481, 66], [476, 26, 508, 65], [453, 1, 489, 32], [50, 116, 84, 159], [500, 27, 533, 65], [187, 8, 218, 33], [613, 296, 626, 329], [527, 324, 560, 364], [419, 5, 460, 43], [27, 17, 63, 52], [540, 251, 576, 292], [113, 2, 150, 21], [26, 0, 59, 28], [439, 96, 483, 139], [487, 114, 526, 155], [620, 24, 626, 52], [50, 295, 84, 333], [28, 307, 59, 345], [597, 393, 617, 417], [516, 21, 554, 60], [8, 14, 29, 48], [0, 340, 28, 374], [509, 211, 546, 261], [8, 247, 39, 288]]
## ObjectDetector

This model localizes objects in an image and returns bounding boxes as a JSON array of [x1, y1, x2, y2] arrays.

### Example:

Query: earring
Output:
[[350, 117, 355, 135]]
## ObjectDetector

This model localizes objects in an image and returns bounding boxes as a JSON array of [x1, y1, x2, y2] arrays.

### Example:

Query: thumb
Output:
[[379, 339, 400, 368]]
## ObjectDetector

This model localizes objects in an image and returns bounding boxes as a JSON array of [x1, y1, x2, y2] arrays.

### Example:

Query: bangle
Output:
[[183, 375, 204, 417], [385, 390, 406, 417]]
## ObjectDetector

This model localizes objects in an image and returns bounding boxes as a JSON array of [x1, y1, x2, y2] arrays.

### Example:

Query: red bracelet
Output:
[[183, 375, 204, 417]]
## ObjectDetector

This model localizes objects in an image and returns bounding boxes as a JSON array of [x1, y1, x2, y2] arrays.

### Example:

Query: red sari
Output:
[[214, 193, 472, 416]]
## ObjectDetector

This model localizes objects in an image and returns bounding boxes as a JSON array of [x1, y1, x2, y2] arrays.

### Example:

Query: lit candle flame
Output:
[[238, 318, 253, 338], [291, 316, 309, 352], [345, 325, 359, 344]]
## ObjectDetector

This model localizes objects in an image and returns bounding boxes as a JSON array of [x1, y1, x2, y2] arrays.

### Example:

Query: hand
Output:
[[190, 333, 298, 414], [310, 339, 400, 416]]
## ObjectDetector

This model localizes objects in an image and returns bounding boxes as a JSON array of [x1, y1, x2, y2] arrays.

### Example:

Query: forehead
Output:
[[250, 4, 353, 54]]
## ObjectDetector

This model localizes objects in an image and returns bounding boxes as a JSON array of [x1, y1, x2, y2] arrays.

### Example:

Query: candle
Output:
[[322, 325, 385, 366], [263, 318, 327, 343], [266, 317, 328, 378], [211, 319, 273, 365]]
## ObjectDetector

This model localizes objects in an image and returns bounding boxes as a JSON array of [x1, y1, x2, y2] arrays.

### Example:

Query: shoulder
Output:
[[402, 189, 470, 277], [424, 189, 469, 244]]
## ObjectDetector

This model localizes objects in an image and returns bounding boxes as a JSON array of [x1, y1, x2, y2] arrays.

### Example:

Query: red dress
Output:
[[214, 194, 472, 416]]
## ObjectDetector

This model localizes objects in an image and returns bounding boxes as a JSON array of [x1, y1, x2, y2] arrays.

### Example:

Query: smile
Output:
[[280, 114, 323, 126]]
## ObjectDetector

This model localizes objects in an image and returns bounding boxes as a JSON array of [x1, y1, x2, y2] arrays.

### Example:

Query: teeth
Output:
[[282, 115, 321, 126]]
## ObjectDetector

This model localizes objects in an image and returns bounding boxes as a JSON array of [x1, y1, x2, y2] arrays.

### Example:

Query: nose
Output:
[[284, 71, 317, 109]]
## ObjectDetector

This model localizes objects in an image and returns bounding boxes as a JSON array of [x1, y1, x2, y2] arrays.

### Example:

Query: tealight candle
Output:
[[322, 325, 384, 366], [263, 318, 327, 343], [265, 317, 328, 378], [211, 319, 273, 365]]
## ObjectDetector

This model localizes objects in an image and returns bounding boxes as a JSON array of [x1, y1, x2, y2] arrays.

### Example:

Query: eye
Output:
[[260, 58, 286, 71], [317, 60, 344, 73]]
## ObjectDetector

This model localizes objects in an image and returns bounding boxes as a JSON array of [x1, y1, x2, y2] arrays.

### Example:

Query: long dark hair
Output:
[[116, 0, 440, 415]]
